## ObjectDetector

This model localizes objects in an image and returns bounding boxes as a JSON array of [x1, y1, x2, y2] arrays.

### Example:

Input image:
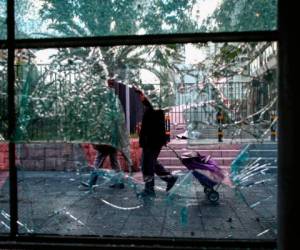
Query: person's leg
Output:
[[89, 150, 107, 187], [109, 151, 121, 172], [108, 151, 124, 188], [153, 148, 178, 192], [140, 147, 156, 195], [120, 151, 134, 174], [94, 150, 107, 168]]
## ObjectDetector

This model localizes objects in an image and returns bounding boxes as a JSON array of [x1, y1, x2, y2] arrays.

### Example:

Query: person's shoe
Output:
[[109, 183, 125, 189], [176, 135, 188, 139], [166, 176, 178, 192], [129, 165, 135, 172], [176, 131, 189, 139], [137, 189, 156, 199], [78, 182, 90, 191], [80, 181, 89, 187]]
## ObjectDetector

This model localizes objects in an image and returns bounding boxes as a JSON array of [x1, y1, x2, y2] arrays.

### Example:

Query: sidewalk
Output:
[[0, 168, 277, 239]]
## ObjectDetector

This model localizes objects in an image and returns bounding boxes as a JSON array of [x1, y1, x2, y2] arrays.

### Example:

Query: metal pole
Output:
[[125, 84, 130, 133]]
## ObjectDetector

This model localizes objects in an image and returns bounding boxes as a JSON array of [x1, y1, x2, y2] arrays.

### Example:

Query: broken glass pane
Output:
[[230, 143, 277, 237], [0, 50, 7, 141], [0, 166, 9, 234], [0, 49, 9, 234], [14, 50, 132, 163], [13, 42, 277, 239], [15, 0, 277, 39]]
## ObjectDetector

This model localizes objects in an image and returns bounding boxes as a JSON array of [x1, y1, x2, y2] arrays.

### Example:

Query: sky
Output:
[[193, 0, 222, 23]]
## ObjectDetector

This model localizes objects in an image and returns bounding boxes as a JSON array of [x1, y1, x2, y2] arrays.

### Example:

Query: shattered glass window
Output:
[[230, 143, 277, 237], [0, 50, 9, 234], [15, 0, 277, 39], [11, 42, 278, 239], [0, 0, 6, 39]]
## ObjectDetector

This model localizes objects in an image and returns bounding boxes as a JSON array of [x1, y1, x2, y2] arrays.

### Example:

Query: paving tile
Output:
[[0, 169, 277, 240]]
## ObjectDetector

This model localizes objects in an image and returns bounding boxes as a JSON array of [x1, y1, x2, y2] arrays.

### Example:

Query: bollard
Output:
[[218, 126, 223, 142], [216, 110, 224, 142], [165, 113, 171, 142], [270, 113, 277, 141]]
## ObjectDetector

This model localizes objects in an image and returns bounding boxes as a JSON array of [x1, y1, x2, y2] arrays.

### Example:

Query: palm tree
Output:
[[36, 0, 197, 105]]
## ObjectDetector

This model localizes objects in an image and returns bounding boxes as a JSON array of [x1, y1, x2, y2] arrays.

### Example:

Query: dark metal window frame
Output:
[[1, 0, 296, 249]]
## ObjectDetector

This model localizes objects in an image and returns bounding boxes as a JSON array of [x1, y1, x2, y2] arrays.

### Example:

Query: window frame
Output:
[[1, 0, 295, 249]]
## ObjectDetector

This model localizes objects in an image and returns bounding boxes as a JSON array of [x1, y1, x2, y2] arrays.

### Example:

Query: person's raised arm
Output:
[[133, 87, 153, 110]]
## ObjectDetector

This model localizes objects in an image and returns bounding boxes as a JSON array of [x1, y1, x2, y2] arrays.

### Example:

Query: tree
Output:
[[0, 0, 5, 39], [0, 0, 7, 139], [202, 0, 277, 32], [36, 0, 197, 107], [0, 58, 7, 140], [39, 0, 197, 36], [10, 0, 201, 153]]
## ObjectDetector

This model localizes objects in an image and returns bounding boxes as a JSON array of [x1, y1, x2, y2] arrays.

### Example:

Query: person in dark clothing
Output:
[[134, 88, 178, 198], [82, 78, 132, 190], [88, 144, 124, 189]]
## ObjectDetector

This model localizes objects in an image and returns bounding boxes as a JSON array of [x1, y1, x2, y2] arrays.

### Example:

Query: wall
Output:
[[0, 139, 141, 172]]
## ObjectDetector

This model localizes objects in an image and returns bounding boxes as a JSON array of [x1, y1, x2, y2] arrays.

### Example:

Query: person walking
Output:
[[134, 87, 177, 198], [82, 78, 133, 189], [88, 144, 125, 189]]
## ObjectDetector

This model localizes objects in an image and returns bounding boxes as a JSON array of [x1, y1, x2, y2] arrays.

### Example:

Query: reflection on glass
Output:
[[0, 141, 9, 234], [0, 49, 9, 234], [16, 42, 277, 239], [0, 49, 7, 141], [14, 48, 131, 162], [0, 0, 6, 39], [15, 0, 277, 39]]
